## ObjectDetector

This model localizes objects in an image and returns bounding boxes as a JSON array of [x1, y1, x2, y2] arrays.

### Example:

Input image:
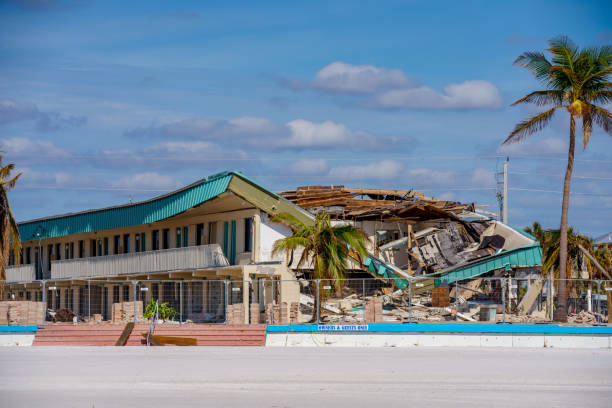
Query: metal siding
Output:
[[434, 244, 542, 286], [18, 175, 232, 241]]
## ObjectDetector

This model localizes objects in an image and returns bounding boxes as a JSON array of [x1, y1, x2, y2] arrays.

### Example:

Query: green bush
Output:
[[143, 299, 177, 321]]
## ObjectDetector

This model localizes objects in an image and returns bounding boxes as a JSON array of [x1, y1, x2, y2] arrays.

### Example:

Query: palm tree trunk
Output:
[[556, 116, 576, 322]]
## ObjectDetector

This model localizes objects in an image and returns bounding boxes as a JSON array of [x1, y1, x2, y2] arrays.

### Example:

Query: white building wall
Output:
[[259, 214, 292, 262]]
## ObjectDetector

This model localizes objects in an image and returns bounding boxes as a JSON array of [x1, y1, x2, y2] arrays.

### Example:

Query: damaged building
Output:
[[280, 185, 541, 282]]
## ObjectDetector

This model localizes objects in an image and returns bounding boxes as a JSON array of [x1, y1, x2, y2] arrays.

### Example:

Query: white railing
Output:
[[51, 244, 230, 280], [6, 264, 36, 282]]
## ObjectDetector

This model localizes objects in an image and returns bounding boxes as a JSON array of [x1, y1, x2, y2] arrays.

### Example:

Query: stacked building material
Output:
[[365, 297, 383, 322], [265, 303, 274, 324], [0, 301, 43, 325], [226, 303, 245, 324], [431, 287, 450, 307], [112, 301, 143, 323], [289, 302, 299, 323], [249, 303, 260, 324], [279, 302, 289, 324]]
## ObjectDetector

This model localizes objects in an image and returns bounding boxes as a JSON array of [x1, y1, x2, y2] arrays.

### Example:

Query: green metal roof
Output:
[[18, 172, 236, 241], [434, 243, 543, 287]]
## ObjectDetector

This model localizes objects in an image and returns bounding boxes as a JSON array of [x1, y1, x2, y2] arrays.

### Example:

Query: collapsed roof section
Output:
[[281, 185, 542, 287], [280, 185, 496, 221]]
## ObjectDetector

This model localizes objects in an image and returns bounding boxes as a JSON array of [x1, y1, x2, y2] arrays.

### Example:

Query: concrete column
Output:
[[252, 212, 261, 263], [242, 270, 250, 324]]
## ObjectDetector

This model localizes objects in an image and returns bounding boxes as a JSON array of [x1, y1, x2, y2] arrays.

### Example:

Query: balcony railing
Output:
[[6, 264, 36, 282], [50, 244, 230, 280]]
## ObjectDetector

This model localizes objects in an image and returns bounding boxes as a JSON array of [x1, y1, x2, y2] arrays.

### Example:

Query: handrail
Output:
[[146, 300, 159, 346]]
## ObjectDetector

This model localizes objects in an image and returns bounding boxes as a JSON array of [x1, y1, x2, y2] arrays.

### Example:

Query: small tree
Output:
[[272, 212, 368, 319], [0, 154, 22, 300]]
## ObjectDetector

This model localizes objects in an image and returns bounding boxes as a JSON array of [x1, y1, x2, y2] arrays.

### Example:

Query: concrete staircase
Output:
[[126, 324, 267, 346], [33, 324, 126, 346]]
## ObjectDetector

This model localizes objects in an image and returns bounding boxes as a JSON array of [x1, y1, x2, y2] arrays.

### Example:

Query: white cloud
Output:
[[311, 61, 414, 94], [127, 117, 399, 151], [498, 137, 567, 156], [283, 119, 354, 148], [0, 137, 71, 159], [328, 160, 403, 180], [470, 168, 496, 187], [372, 80, 502, 109], [110, 172, 182, 190], [289, 158, 328, 175], [285, 63, 503, 110], [406, 168, 457, 186], [144, 141, 248, 158], [0, 98, 86, 132]]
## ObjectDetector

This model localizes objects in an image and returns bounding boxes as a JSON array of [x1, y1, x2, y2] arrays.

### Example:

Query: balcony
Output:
[[50, 244, 230, 280], [6, 264, 36, 283]]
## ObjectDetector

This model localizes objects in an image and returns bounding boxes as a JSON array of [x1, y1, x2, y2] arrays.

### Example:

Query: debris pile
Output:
[[568, 310, 605, 324], [280, 185, 535, 278]]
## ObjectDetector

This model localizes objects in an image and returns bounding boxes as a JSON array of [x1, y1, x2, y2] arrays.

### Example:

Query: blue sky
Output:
[[1, 0, 611, 237]]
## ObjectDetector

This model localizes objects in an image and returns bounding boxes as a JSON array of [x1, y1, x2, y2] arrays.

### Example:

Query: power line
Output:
[[9, 152, 612, 163], [509, 171, 612, 181], [509, 187, 612, 197]]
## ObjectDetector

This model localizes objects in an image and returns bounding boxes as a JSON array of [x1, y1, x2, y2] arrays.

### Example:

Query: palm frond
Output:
[[514, 52, 552, 83], [582, 112, 593, 150], [511, 90, 565, 107], [589, 104, 612, 135], [503, 106, 561, 144], [548, 35, 578, 69], [270, 213, 309, 234]]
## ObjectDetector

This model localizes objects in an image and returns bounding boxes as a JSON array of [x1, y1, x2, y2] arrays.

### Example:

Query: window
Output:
[[104, 237, 109, 256], [97, 239, 103, 257], [152, 230, 159, 250], [55, 243, 61, 261], [68, 289, 74, 311], [163, 228, 170, 249], [191, 282, 203, 313], [26, 247, 31, 264], [55, 290, 60, 310], [151, 283, 159, 302], [123, 234, 130, 254], [196, 223, 205, 245], [113, 235, 120, 254], [65, 243, 70, 260], [176, 227, 181, 248], [141, 232, 146, 252], [112, 285, 119, 304], [103, 287, 109, 320], [135, 234, 140, 252], [208, 222, 217, 245], [64, 289, 69, 309], [244, 218, 253, 252], [78, 287, 85, 315], [90, 239, 96, 257], [183, 226, 188, 247], [78, 241, 84, 258], [122, 285, 130, 302], [26, 291, 31, 301], [47, 290, 53, 309], [47, 244, 52, 271]]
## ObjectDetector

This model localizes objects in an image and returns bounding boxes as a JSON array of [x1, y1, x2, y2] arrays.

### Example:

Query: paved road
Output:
[[1, 347, 611, 407]]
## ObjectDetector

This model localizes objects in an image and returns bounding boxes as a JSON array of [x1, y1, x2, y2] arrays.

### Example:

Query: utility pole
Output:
[[503, 157, 508, 224]]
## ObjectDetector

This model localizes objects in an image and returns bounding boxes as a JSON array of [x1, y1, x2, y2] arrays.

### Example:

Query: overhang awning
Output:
[[434, 243, 543, 287]]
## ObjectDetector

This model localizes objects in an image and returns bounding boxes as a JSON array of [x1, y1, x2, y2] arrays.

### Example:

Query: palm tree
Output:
[[272, 212, 368, 321], [525, 222, 604, 280], [0, 154, 22, 299], [272, 212, 368, 289], [505, 37, 612, 321]]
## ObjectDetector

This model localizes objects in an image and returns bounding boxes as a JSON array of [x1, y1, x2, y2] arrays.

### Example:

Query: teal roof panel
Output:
[[434, 243, 543, 286], [18, 173, 233, 241]]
